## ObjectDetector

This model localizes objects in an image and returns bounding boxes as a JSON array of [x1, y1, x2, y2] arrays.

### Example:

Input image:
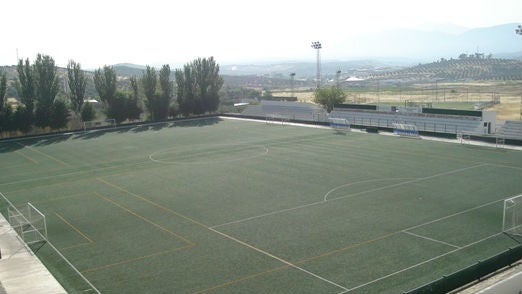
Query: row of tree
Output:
[[0, 55, 69, 134], [0, 55, 224, 135]]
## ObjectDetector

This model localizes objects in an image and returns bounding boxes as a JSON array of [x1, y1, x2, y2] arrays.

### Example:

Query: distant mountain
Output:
[[220, 59, 410, 78], [113, 64, 145, 77], [113, 63, 147, 70], [330, 23, 521, 61], [369, 58, 522, 81], [414, 23, 470, 35]]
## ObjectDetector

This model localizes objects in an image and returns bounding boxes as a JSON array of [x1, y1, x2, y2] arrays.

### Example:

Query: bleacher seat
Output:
[[498, 121, 522, 140], [240, 101, 327, 122], [330, 108, 484, 135]]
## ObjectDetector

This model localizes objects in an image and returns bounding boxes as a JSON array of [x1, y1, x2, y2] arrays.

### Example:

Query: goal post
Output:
[[8, 202, 47, 246], [265, 114, 289, 126], [502, 194, 522, 242], [83, 118, 116, 131], [393, 123, 419, 138]]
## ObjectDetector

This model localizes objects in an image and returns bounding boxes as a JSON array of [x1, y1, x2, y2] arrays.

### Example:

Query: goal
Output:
[[265, 114, 289, 126], [329, 118, 351, 133], [83, 118, 116, 131], [8, 202, 48, 246], [502, 194, 522, 242], [393, 123, 419, 138]]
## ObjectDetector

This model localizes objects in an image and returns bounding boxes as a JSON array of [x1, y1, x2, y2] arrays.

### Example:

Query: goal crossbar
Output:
[[83, 119, 116, 131]]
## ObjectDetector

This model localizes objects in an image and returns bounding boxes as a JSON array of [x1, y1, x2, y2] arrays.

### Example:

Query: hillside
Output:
[[330, 23, 521, 61], [2, 57, 521, 99], [367, 58, 522, 81]]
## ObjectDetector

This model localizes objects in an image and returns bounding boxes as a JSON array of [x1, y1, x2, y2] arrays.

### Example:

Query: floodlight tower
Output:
[[290, 72, 296, 99], [311, 41, 322, 89], [515, 25, 522, 120], [335, 69, 341, 88]]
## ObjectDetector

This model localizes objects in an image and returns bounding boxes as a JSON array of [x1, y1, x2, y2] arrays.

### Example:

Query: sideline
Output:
[[220, 116, 522, 151]]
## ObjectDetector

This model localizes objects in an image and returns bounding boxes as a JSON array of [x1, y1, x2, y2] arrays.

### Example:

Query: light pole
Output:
[[515, 25, 522, 120], [336, 70, 341, 88], [290, 72, 296, 99], [311, 41, 322, 89]]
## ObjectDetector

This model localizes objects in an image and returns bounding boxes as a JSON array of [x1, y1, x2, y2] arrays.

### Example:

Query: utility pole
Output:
[[290, 72, 296, 99], [335, 70, 341, 88], [515, 25, 522, 120], [377, 80, 380, 103], [311, 41, 322, 89]]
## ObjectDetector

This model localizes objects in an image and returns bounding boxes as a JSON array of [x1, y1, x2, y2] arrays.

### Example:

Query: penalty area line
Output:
[[208, 226, 348, 292], [338, 232, 503, 293]]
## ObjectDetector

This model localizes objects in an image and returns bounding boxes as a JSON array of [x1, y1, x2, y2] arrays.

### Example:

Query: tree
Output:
[[50, 100, 69, 130], [67, 60, 87, 115], [313, 87, 346, 113], [193, 57, 223, 114], [33, 54, 60, 128], [105, 91, 128, 124], [16, 58, 35, 117], [175, 57, 223, 116], [81, 103, 96, 122], [1, 105, 15, 135], [13, 105, 33, 133], [94, 65, 117, 104], [175, 65, 195, 117], [127, 76, 142, 121], [156, 64, 172, 120], [94, 66, 119, 122], [0, 72, 6, 112], [141, 66, 157, 120]]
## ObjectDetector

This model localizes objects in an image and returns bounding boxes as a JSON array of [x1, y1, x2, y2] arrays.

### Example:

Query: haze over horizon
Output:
[[1, 0, 521, 69]]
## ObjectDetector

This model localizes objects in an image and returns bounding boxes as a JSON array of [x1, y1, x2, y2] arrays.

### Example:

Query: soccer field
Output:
[[1, 117, 522, 294]]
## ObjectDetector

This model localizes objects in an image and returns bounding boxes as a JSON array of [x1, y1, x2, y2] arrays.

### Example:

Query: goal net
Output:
[[329, 118, 351, 133], [8, 202, 48, 246], [503, 194, 522, 241], [393, 123, 419, 138], [83, 118, 116, 131], [265, 114, 289, 125], [457, 132, 472, 145]]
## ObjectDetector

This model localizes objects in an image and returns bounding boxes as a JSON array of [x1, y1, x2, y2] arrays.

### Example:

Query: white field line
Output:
[[212, 163, 487, 229], [148, 144, 268, 165], [323, 178, 414, 201], [402, 231, 461, 249], [486, 163, 522, 171], [208, 226, 348, 292], [326, 163, 487, 202], [339, 232, 504, 293], [220, 116, 522, 151], [0, 160, 151, 187], [211, 200, 326, 229], [405, 198, 505, 232], [220, 116, 331, 130]]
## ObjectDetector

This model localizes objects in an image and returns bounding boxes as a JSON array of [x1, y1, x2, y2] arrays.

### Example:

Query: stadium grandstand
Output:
[[329, 104, 496, 136], [240, 100, 328, 122], [238, 101, 522, 144]]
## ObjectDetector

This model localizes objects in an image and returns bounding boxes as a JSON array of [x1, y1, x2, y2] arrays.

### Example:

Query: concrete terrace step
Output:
[[0, 214, 66, 294]]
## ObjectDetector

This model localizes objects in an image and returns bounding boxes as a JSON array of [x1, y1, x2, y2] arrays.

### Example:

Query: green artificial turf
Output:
[[1, 117, 521, 294]]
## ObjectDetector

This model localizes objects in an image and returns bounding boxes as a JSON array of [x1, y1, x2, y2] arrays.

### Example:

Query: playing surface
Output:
[[1, 117, 522, 294]]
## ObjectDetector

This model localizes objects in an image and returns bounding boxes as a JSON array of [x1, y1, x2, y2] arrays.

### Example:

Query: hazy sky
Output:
[[1, 0, 521, 68]]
